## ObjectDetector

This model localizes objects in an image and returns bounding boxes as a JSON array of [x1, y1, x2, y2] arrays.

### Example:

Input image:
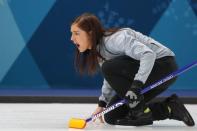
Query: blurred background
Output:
[[0, 0, 197, 102]]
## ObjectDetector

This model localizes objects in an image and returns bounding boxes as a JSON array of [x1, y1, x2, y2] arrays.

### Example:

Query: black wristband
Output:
[[98, 100, 107, 107]]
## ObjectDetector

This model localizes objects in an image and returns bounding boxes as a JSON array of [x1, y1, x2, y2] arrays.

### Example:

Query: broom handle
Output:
[[87, 60, 197, 122]]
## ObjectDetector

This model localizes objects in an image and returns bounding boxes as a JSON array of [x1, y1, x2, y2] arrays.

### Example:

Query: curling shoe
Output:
[[165, 94, 195, 126]]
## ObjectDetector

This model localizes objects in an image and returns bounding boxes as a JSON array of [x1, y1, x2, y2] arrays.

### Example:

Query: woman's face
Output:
[[70, 24, 92, 52]]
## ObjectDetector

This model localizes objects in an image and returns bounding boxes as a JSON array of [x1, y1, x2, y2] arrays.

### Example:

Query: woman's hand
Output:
[[92, 106, 105, 123]]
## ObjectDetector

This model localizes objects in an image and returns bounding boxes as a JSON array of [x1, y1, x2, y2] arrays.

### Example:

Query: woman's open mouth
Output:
[[76, 43, 80, 48]]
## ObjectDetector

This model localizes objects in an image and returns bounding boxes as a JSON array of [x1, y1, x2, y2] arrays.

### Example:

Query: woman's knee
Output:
[[104, 113, 116, 125]]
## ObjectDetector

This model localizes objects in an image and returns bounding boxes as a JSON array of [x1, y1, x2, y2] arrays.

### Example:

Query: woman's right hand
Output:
[[92, 106, 105, 123]]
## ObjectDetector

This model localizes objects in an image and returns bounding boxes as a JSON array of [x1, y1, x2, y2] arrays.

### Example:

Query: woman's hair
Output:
[[71, 13, 119, 75]]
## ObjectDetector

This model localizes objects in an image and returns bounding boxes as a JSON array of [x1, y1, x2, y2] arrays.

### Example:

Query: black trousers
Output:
[[101, 55, 178, 124]]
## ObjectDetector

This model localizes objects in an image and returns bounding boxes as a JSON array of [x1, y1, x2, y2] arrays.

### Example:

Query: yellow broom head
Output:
[[68, 118, 86, 129]]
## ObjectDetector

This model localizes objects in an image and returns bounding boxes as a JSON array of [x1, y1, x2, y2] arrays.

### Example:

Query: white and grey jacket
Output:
[[97, 28, 175, 106]]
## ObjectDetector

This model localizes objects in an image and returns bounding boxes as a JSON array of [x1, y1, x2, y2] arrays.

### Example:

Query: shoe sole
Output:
[[170, 94, 195, 126]]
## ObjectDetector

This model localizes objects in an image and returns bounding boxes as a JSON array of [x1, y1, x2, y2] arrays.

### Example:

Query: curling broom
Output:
[[68, 60, 197, 129]]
